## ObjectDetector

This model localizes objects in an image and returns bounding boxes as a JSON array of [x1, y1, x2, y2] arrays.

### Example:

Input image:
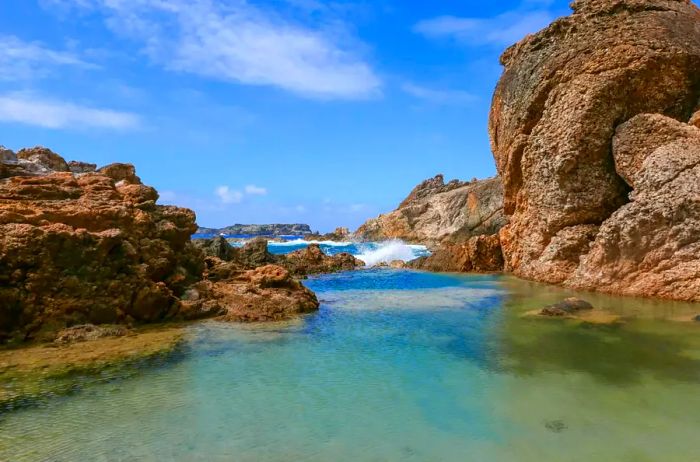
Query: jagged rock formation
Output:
[[192, 236, 364, 276], [284, 244, 364, 275], [197, 223, 312, 236], [0, 147, 203, 343], [0, 147, 322, 343], [355, 175, 506, 244], [489, 0, 700, 300]]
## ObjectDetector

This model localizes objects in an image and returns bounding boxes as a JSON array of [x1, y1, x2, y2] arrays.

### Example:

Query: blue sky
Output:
[[0, 0, 571, 231]]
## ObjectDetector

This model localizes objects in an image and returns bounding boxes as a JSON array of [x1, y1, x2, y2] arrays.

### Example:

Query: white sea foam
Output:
[[355, 240, 428, 266], [271, 239, 354, 247]]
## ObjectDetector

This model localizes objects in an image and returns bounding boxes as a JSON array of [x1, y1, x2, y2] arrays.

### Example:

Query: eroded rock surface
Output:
[[284, 244, 364, 275], [408, 234, 504, 273], [355, 175, 506, 244], [489, 0, 700, 300]]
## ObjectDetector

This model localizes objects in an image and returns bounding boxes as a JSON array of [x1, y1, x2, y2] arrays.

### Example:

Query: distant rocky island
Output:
[[197, 223, 313, 236]]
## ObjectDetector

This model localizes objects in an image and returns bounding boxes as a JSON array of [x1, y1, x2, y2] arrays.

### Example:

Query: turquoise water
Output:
[[2, 269, 700, 461]]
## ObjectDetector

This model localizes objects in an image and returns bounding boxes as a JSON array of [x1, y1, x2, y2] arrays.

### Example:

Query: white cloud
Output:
[[49, 0, 381, 100], [245, 184, 268, 195], [414, 9, 554, 47], [215, 185, 244, 204], [0, 35, 94, 81], [0, 93, 140, 130], [402, 83, 477, 106]]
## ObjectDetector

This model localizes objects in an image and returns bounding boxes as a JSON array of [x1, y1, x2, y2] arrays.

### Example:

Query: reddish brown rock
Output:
[[408, 234, 504, 273], [355, 175, 506, 244], [188, 264, 319, 323], [284, 244, 364, 275], [67, 160, 97, 174], [489, 0, 700, 293], [0, 153, 204, 343]]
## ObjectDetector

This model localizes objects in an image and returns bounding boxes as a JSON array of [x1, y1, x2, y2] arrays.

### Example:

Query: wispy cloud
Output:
[[215, 183, 268, 204], [0, 35, 94, 81], [46, 0, 381, 100], [0, 93, 140, 130], [402, 83, 477, 106], [245, 184, 268, 195], [414, 7, 554, 47], [215, 185, 244, 204]]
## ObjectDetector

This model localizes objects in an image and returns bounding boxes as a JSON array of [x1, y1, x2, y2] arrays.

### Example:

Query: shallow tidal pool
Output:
[[1, 269, 699, 461]]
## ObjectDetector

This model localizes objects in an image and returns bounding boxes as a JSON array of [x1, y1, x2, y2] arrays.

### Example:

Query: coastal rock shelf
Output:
[[488, 0, 700, 301]]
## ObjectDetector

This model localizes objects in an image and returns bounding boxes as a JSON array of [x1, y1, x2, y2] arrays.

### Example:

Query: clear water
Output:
[[2, 269, 700, 461]]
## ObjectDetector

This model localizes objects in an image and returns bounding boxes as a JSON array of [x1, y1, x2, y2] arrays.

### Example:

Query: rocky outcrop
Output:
[[0, 147, 204, 343], [408, 234, 504, 273], [192, 236, 364, 276], [489, 0, 700, 300], [196, 223, 312, 236], [355, 175, 506, 244], [0, 147, 322, 343], [179, 264, 319, 323], [284, 244, 364, 275]]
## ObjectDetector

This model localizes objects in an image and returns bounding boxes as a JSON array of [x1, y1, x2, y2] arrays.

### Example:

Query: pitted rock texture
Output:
[[408, 234, 504, 273], [489, 0, 700, 298], [284, 244, 364, 275], [0, 150, 204, 343], [355, 175, 506, 244]]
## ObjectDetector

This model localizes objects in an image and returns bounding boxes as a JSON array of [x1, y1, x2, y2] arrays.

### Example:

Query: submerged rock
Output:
[[489, 0, 700, 300], [540, 298, 594, 317]]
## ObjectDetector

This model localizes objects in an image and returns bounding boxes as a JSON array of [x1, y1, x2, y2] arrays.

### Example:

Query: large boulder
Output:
[[0, 154, 204, 343], [489, 0, 700, 298], [16, 146, 70, 174], [0, 146, 16, 164], [355, 175, 506, 244]]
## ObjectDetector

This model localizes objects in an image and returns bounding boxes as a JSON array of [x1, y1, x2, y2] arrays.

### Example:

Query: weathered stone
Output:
[[489, 0, 700, 296], [0, 146, 16, 164], [613, 114, 700, 187], [355, 175, 506, 244], [540, 298, 593, 317], [67, 160, 97, 174], [54, 324, 129, 345], [284, 244, 364, 275], [16, 146, 70, 173], [97, 163, 141, 185], [409, 234, 504, 273]]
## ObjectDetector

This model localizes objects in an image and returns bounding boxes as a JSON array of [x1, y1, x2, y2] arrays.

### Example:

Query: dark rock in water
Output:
[[54, 324, 129, 345], [540, 298, 594, 317], [239, 237, 280, 267], [67, 160, 97, 174], [693, 314, 700, 322], [304, 227, 351, 242], [284, 244, 364, 275], [544, 420, 567, 433]]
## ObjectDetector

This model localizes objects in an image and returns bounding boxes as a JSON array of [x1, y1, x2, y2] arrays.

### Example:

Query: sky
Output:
[[0, 0, 573, 231]]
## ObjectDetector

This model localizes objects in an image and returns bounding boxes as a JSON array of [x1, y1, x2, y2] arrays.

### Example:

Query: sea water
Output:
[[1, 266, 699, 460]]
